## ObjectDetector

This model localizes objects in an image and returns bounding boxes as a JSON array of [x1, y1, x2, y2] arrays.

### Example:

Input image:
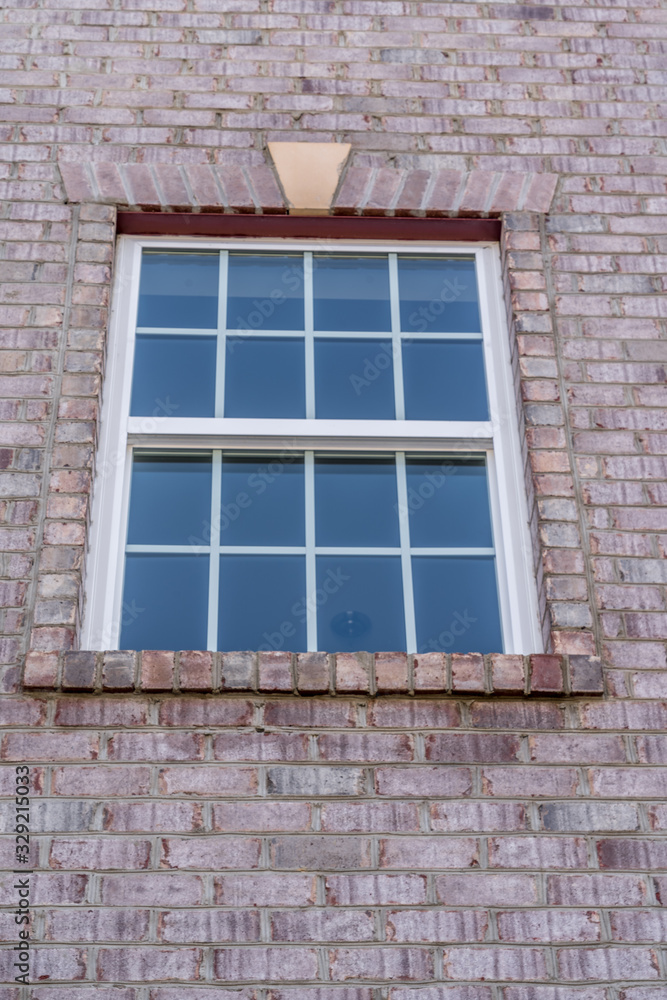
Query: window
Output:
[[84, 238, 541, 655]]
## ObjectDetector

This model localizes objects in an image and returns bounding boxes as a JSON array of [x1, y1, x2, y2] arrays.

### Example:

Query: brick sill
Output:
[[23, 651, 603, 697]]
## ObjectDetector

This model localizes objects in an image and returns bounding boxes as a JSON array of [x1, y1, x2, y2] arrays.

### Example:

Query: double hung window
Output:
[[84, 239, 540, 655]]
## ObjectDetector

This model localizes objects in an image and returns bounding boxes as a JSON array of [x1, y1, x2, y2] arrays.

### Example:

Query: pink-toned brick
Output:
[[296, 652, 330, 693], [490, 655, 526, 695], [52, 765, 151, 796], [330, 947, 434, 982], [436, 874, 538, 907], [214, 875, 317, 907], [140, 650, 175, 691], [412, 652, 447, 692], [335, 653, 371, 693], [49, 838, 151, 871], [158, 698, 253, 727], [158, 766, 258, 796], [161, 836, 261, 870], [179, 651, 214, 691], [318, 732, 413, 762], [375, 652, 409, 693], [451, 653, 485, 693], [258, 650, 293, 692], [376, 766, 472, 798], [23, 650, 58, 687]]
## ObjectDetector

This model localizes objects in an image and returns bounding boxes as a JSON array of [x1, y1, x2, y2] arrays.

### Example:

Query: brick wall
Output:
[[2, 681, 667, 995], [1, 0, 667, 994]]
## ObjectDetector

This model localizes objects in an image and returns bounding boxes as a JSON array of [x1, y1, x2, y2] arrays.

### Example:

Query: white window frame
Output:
[[82, 235, 543, 654]]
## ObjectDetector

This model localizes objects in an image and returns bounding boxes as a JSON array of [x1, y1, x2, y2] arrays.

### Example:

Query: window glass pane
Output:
[[225, 337, 305, 418], [127, 453, 212, 546], [315, 457, 399, 547], [398, 256, 481, 334], [313, 255, 391, 331], [402, 340, 488, 421], [137, 253, 219, 329], [316, 556, 405, 653], [220, 455, 305, 546], [315, 339, 395, 419], [406, 457, 493, 548], [412, 556, 502, 654], [130, 334, 216, 418], [227, 254, 304, 332], [120, 553, 209, 650], [218, 555, 306, 652]]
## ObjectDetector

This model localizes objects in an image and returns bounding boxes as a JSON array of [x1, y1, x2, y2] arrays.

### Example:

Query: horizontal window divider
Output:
[[315, 547, 400, 556], [309, 330, 483, 340], [136, 327, 218, 336], [125, 545, 495, 556], [125, 544, 206, 554], [227, 330, 305, 338], [127, 417, 494, 449], [410, 547, 495, 556], [218, 546, 306, 555], [136, 326, 483, 340]]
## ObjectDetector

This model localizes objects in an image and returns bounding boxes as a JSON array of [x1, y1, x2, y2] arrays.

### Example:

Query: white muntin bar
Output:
[[136, 327, 219, 336], [388, 253, 406, 421], [206, 450, 223, 651], [304, 251, 315, 420], [396, 452, 417, 653], [304, 450, 317, 651], [215, 250, 228, 418]]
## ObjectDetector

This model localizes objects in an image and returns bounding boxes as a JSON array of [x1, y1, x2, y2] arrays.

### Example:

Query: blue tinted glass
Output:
[[120, 553, 209, 650], [137, 253, 218, 329], [402, 340, 488, 421], [316, 556, 405, 653], [315, 339, 395, 419], [406, 458, 492, 548], [127, 453, 212, 546], [412, 556, 502, 654], [225, 337, 305, 418], [313, 256, 391, 331], [218, 556, 306, 652], [220, 456, 305, 545], [315, 458, 399, 547], [227, 254, 304, 332], [130, 334, 216, 418], [398, 257, 481, 334]]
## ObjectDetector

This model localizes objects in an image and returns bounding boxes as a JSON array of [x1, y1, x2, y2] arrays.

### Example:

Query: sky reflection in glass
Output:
[[218, 555, 307, 651], [137, 253, 219, 329], [406, 457, 493, 548], [121, 553, 209, 650], [227, 254, 304, 331], [225, 337, 305, 417], [315, 339, 395, 419], [131, 334, 216, 417], [127, 453, 212, 546], [315, 457, 399, 547], [313, 255, 391, 331], [402, 340, 488, 420], [220, 456, 305, 546], [398, 256, 481, 333], [412, 555, 502, 654], [316, 556, 405, 653]]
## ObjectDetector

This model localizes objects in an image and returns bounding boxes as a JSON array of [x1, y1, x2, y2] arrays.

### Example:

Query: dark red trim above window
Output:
[[117, 212, 501, 242]]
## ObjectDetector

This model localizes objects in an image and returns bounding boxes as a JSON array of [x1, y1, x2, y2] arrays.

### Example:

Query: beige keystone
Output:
[[268, 141, 351, 215]]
